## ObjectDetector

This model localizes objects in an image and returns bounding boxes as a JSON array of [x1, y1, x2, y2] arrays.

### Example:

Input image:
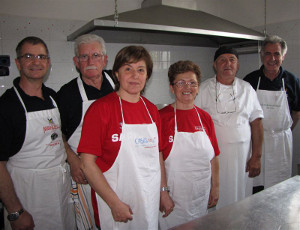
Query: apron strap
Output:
[[77, 72, 115, 102], [256, 77, 262, 91], [194, 106, 206, 134], [104, 72, 115, 89], [77, 72, 115, 101], [257, 76, 285, 91], [174, 104, 178, 132], [140, 97, 154, 123], [14, 87, 27, 113], [14, 86, 57, 111], [50, 96, 58, 108], [118, 96, 126, 124], [173, 104, 205, 134], [118, 96, 154, 125], [77, 77, 89, 102], [281, 78, 285, 91]]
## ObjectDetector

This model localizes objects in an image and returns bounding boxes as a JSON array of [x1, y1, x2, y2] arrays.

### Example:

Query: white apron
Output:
[[254, 77, 293, 188], [159, 106, 214, 230], [5, 87, 75, 230], [96, 97, 161, 230], [213, 81, 253, 209], [68, 74, 115, 230], [68, 77, 96, 230]]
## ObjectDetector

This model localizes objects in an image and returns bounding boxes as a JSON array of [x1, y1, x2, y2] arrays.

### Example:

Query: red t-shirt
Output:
[[159, 105, 220, 160], [77, 92, 161, 172], [77, 92, 161, 227]]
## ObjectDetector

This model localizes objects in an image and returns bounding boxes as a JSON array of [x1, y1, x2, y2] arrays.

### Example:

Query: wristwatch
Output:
[[7, 208, 24, 221]]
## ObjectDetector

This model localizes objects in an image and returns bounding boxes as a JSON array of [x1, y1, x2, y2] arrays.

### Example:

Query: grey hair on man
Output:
[[74, 34, 107, 56], [260, 35, 288, 57]]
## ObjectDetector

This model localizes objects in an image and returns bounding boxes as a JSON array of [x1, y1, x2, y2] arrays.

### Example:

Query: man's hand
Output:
[[246, 157, 261, 177], [248, 118, 263, 178], [10, 210, 35, 230], [69, 154, 88, 184], [63, 135, 87, 184]]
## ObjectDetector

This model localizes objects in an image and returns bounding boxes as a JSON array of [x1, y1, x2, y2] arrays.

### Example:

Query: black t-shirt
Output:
[[0, 77, 57, 161], [57, 70, 115, 140], [244, 65, 300, 113]]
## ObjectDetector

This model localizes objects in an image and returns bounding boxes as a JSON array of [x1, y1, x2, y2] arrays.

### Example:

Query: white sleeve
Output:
[[248, 85, 264, 122]]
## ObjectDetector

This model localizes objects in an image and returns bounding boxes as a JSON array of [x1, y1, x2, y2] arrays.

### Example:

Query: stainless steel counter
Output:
[[171, 176, 300, 230]]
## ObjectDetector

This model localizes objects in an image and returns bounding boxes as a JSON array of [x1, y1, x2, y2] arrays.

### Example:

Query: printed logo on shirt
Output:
[[43, 117, 60, 133], [46, 132, 61, 147], [47, 138, 61, 147], [169, 135, 173, 143], [135, 136, 158, 148], [260, 103, 280, 109], [112, 134, 121, 142], [51, 132, 58, 141]]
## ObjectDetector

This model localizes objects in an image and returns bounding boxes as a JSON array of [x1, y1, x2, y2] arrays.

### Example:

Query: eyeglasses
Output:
[[215, 81, 236, 114], [18, 54, 49, 62], [172, 80, 199, 88], [78, 53, 104, 62]]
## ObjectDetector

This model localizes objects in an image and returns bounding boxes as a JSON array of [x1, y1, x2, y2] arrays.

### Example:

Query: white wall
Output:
[[0, 14, 216, 104], [0, 0, 299, 173], [0, 0, 144, 21]]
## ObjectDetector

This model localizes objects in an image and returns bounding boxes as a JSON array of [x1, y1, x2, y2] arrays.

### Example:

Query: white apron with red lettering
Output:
[[254, 77, 293, 188], [5, 87, 75, 230], [96, 97, 161, 230], [159, 106, 214, 230]]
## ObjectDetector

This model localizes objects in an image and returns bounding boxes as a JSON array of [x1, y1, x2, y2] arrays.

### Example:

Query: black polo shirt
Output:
[[0, 77, 57, 161], [244, 65, 300, 113], [57, 70, 115, 140]]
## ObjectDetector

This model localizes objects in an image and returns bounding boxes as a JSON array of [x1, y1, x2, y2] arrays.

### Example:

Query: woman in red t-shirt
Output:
[[159, 60, 220, 230], [78, 46, 174, 230]]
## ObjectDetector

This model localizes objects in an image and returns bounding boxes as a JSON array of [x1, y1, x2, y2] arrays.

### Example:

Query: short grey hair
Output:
[[74, 34, 107, 56], [260, 35, 288, 57]]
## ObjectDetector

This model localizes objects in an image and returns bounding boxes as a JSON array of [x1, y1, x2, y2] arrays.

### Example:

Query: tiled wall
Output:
[[1, 14, 299, 172], [0, 14, 261, 104]]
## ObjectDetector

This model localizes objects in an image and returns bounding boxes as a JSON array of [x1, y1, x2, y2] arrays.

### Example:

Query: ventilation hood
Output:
[[67, 1, 265, 49]]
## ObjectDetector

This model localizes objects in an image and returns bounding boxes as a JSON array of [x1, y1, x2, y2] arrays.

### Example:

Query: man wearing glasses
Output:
[[195, 46, 264, 209], [57, 34, 115, 230], [0, 36, 75, 229]]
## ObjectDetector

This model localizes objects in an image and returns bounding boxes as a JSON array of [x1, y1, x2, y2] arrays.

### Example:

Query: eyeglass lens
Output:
[[78, 53, 103, 61]]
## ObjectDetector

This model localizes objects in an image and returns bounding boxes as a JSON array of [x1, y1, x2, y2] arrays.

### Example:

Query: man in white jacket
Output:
[[195, 46, 264, 209]]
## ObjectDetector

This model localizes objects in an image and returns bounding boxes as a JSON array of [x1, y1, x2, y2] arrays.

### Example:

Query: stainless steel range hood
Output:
[[67, 1, 265, 49]]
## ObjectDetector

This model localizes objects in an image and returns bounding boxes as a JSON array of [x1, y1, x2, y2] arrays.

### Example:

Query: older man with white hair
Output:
[[57, 34, 115, 230]]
